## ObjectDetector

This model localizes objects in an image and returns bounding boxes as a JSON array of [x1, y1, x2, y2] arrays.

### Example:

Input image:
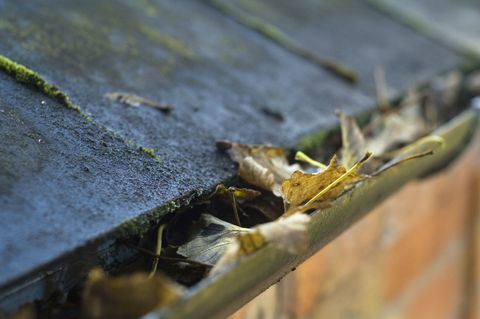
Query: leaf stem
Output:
[[295, 151, 327, 169], [302, 151, 372, 208], [230, 189, 242, 227]]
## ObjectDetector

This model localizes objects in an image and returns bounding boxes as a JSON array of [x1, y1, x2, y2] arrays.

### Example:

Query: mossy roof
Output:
[[0, 0, 472, 308]]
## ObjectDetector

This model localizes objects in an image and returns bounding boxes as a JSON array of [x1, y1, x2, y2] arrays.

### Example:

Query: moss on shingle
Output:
[[0, 55, 81, 112]]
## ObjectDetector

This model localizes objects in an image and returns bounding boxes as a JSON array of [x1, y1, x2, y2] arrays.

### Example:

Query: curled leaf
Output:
[[81, 268, 183, 319], [365, 88, 428, 155], [255, 213, 310, 254], [374, 65, 392, 110], [210, 214, 311, 275], [105, 92, 173, 113], [337, 111, 366, 169], [217, 141, 300, 195], [239, 156, 275, 191]]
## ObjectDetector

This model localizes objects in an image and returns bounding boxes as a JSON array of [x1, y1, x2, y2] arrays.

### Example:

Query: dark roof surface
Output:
[[0, 0, 470, 297]]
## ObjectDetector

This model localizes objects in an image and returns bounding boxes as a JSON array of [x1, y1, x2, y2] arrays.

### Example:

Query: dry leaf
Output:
[[217, 141, 300, 195], [365, 88, 428, 155], [177, 214, 251, 265], [375, 135, 444, 174], [337, 111, 366, 169], [281, 155, 367, 214], [374, 65, 392, 110], [433, 70, 461, 108], [81, 268, 183, 319], [255, 213, 310, 254], [212, 184, 261, 202], [210, 214, 311, 275], [337, 86, 429, 174], [105, 92, 173, 113]]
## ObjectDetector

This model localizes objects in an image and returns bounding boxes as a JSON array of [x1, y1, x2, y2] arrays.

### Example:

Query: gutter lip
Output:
[[148, 106, 479, 319]]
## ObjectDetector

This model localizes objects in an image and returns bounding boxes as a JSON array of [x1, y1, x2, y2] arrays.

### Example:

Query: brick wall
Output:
[[230, 133, 480, 319]]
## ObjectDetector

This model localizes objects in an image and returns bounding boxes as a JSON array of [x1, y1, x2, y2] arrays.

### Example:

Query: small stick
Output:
[[127, 243, 213, 268], [295, 151, 327, 169], [230, 188, 242, 227], [149, 225, 165, 278]]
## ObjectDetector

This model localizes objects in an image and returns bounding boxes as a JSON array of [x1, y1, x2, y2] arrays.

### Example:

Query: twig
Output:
[[126, 243, 213, 268], [230, 189, 242, 227], [295, 151, 327, 169], [149, 225, 165, 278]]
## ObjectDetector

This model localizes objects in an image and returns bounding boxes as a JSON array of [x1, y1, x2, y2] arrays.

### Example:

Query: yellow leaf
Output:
[[81, 269, 183, 319], [281, 154, 367, 213]]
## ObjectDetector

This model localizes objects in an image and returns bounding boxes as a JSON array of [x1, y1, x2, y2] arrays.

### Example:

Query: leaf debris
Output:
[[217, 141, 300, 195], [105, 92, 174, 113], [81, 268, 183, 319], [210, 213, 311, 275]]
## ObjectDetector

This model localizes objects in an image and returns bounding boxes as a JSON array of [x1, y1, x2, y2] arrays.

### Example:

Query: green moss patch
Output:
[[0, 55, 81, 111]]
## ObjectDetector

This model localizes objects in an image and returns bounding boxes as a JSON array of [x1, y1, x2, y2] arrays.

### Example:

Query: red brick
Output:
[[294, 206, 384, 316], [381, 147, 477, 300], [404, 255, 465, 319]]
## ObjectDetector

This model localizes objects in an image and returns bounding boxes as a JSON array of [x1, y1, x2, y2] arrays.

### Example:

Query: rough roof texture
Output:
[[0, 0, 471, 301]]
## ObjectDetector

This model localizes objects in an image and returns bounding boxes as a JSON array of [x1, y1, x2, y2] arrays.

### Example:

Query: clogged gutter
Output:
[[18, 70, 480, 319]]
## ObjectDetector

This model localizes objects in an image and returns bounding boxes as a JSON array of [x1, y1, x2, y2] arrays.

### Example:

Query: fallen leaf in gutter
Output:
[[281, 154, 370, 215], [81, 268, 183, 319], [375, 135, 444, 175], [217, 141, 300, 195], [366, 89, 428, 155], [210, 214, 311, 275], [337, 111, 366, 169], [105, 92, 174, 113], [374, 66, 392, 110], [177, 214, 251, 265]]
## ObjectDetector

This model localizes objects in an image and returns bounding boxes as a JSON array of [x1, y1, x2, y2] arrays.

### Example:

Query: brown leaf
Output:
[[81, 269, 183, 319], [375, 136, 444, 175], [105, 92, 174, 113], [281, 155, 366, 212], [365, 88, 428, 155], [218, 141, 300, 195], [337, 111, 366, 169]]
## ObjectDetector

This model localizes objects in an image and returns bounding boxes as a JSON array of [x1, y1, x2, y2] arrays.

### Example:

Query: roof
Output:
[[0, 0, 476, 311]]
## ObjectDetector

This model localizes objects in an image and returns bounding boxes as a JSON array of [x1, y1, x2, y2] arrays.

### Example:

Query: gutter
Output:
[[147, 107, 478, 319]]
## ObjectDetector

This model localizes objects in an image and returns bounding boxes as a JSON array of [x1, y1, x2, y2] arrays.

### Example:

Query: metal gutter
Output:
[[147, 107, 479, 319]]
